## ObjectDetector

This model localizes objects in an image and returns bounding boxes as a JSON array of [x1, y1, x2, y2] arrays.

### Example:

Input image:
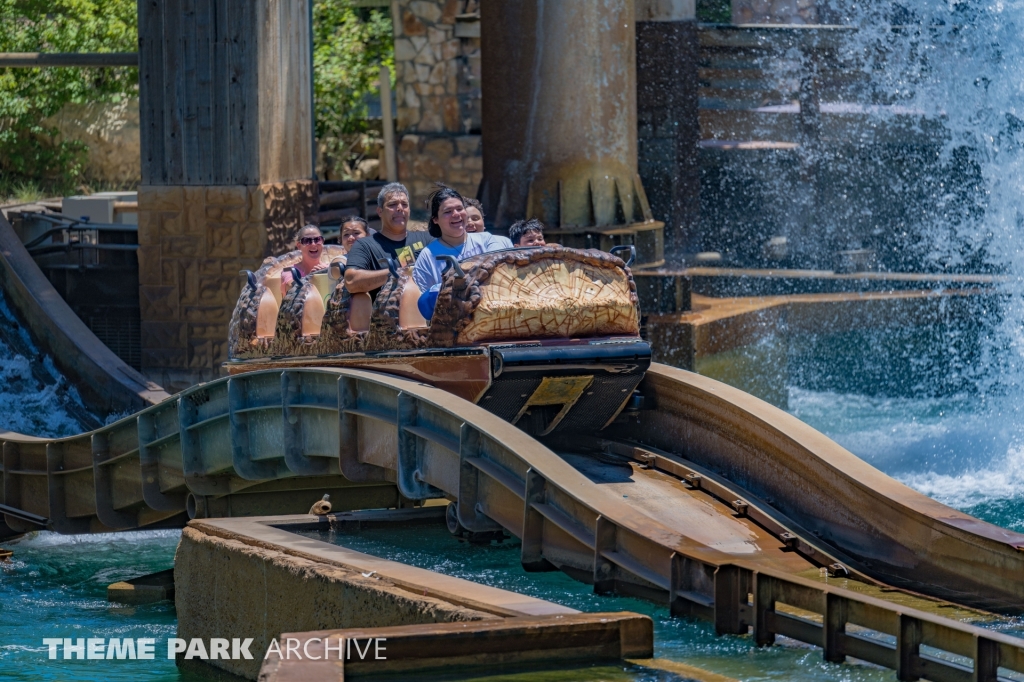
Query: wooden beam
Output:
[[0, 53, 138, 67]]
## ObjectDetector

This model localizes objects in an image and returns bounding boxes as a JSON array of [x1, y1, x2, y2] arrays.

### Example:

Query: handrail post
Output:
[[520, 468, 552, 571], [593, 516, 616, 594], [897, 614, 922, 681], [752, 571, 776, 646], [714, 565, 747, 635], [823, 592, 846, 663]]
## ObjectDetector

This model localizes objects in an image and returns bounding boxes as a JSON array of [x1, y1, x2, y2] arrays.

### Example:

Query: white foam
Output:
[[0, 291, 95, 437], [789, 387, 1024, 511], [7, 529, 181, 548]]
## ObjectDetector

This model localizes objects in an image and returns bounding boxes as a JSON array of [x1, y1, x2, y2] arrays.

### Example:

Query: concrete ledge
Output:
[[177, 511, 577, 680], [258, 612, 654, 681]]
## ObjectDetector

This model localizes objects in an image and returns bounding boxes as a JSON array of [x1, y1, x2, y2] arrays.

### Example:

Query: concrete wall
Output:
[[175, 524, 492, 680]]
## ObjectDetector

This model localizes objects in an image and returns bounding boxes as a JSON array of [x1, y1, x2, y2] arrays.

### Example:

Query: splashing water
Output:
[[765, 0, 1024, 528], [0, 530, 186, 682], [0, 290, 95, 437]]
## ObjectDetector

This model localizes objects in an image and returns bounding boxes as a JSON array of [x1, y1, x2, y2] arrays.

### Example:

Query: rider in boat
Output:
[[280, 224, 327, 298], [413, 185, 512, 320], [509, 218, 546, 247]]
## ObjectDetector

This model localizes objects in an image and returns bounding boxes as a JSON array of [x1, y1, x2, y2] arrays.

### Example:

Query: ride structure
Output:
[[227, 243, 650, 437], [4, 243, 1024, 679]]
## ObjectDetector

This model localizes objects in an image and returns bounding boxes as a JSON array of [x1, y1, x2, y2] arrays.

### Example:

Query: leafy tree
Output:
[[0, 0, 138, 194], [0, 0, 392, 193], [313, 0, 394, 177]]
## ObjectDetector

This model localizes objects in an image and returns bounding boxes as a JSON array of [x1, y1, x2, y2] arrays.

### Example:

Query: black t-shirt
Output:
[[345, 230, 433, 300]]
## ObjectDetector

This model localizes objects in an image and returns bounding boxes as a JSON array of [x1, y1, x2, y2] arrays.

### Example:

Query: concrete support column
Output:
[[480, 0, 663, 267], [136, 0, 318, 389], [636, 0, 700, 262]]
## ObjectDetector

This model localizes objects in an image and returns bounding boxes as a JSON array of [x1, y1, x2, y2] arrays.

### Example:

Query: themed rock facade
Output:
[[138, 181, 318, 390], [392, 0, 483, 208]]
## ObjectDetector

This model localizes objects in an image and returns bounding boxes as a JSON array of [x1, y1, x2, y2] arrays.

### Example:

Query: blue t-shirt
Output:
[[412, 232, 512, 294]]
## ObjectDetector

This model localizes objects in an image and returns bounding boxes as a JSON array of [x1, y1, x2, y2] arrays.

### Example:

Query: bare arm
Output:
[[345, 267, 390, 293]]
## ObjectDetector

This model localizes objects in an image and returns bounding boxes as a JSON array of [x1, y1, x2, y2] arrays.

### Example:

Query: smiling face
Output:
[[519, 230, 546, 247], [465, 205, 484, 233], [341, 221, 368, 253], [376, 191, 410, 237], [297, 226, 324, 268], [436, 198, 468, 244]]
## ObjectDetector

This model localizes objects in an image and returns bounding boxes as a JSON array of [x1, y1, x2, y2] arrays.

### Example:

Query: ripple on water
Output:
[[0, 530, 187, 682]]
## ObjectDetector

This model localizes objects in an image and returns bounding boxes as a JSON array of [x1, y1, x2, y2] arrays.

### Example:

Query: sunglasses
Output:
[[300, 235, 324, 245]]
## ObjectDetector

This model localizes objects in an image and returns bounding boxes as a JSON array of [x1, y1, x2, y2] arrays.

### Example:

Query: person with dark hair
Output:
[[413, 185, 511, 318], [344, 182, 432, 302], [339, 217, 369, 258], [280, 224, 328, 297], [509, 218, 546, 247], [464, 197, 485, 233]]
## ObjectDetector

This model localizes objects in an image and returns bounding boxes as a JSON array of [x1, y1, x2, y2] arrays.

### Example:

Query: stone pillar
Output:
[[137, 0, 318, 390], [636, 0, 700, 262], [479, 0, 664, 266], [392, 0, 483, 210]]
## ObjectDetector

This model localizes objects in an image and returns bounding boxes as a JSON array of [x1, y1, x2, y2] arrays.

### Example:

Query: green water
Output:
[[292, 524, 915, 682]]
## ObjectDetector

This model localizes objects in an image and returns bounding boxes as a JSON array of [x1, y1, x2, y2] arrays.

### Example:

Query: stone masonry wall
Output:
[[137, 181, 317, 390], [393, 0, 482, 209]]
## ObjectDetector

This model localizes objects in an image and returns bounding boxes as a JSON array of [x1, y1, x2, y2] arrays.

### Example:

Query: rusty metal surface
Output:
[[607, 363, 1024, 614], [480, 0, 660, 239]]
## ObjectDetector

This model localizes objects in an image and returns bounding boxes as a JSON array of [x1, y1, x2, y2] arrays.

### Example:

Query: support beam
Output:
[[0, 52, 137, 67]]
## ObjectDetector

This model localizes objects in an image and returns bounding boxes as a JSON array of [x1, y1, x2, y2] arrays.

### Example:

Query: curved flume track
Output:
[[2, 365, 1024, 679]]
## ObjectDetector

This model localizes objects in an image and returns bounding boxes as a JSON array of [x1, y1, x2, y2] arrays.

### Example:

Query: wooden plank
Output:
[[180, 0, 199, 184], [318, 190, 361, 208], [138, 0, 165, 184], [316, 207, 360, 224], [162, 0, 185, 184], [211, 0, 230, 183], [194, 0, 215, 184]]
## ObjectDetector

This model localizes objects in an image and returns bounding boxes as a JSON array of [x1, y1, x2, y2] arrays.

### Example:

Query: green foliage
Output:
[[313, 0, 394, 176], [697, 0, 732, 23], [0, 0, 392, 193], [0, 0, 138, 195]]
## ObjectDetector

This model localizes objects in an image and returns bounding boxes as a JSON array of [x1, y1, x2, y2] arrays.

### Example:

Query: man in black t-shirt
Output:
[[345, 182, 433, 302]]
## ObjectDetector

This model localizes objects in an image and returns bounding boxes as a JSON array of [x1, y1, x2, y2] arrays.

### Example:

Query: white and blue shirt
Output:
[[412, 232, 512, 294]]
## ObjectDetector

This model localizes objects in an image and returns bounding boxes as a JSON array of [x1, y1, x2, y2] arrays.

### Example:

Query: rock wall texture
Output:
[[42, 98, 141, 185], [137, 181, 317, 390], [175, 524, 491, 680], [393, 0, 483, 208]]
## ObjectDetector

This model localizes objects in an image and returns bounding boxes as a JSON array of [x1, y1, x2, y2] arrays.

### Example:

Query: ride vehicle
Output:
[[228, 244, 649, 436]]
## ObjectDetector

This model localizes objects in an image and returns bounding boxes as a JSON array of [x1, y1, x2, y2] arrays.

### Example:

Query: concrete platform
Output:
[[176, 508, 607, 680], [259, 612, 653, 681]]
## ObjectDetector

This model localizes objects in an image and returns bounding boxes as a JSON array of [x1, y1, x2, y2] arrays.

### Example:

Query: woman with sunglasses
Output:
[[280, 224, 328, 298]]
